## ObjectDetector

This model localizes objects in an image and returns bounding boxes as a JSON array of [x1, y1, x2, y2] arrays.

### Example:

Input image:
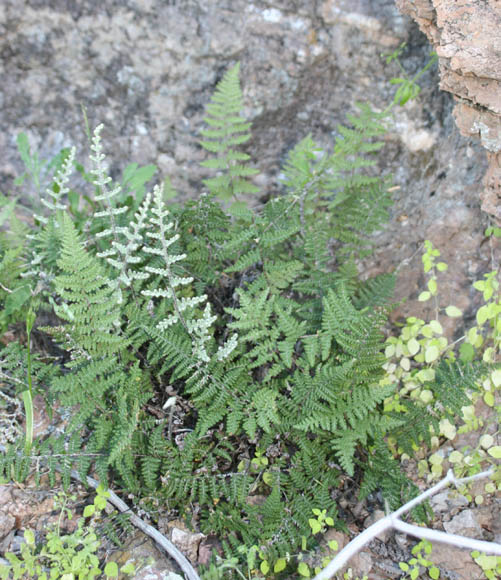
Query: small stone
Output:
[[443, 509, 483, 537], [108, 532, 178, 579], [394, 533, 409, 550], [134, 567, 184, 580], [170, 527, 204, 563], [350, 550, 373, 577], [425, 542, 481, 580], [9, 532, 26, 553], [0, 513, 15, 540], [0, 530, 14, 554], [430, 490, 468, 513]]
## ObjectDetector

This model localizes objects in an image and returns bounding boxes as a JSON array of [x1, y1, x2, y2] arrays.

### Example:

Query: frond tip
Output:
[[200, 62, 259, 201]]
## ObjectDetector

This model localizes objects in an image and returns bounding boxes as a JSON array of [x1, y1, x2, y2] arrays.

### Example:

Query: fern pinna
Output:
[[0, 61, 485, 574]]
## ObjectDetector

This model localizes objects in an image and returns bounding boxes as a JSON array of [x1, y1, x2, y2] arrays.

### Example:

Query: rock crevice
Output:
[[396, 0, 501, 221]]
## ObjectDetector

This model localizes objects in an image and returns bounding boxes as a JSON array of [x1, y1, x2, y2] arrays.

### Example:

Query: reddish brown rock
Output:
[[396, 0, 501, 222]]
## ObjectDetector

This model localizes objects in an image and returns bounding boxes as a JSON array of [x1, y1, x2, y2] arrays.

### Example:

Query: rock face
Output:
[[396, 0, 501, 221], [0, 2, 493, 325]]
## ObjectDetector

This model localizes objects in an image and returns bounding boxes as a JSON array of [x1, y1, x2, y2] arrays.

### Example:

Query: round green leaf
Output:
[[487, 446, 501, 459], [476, 305, 489, 325], [262, 471, 273, 486], [425, 345, 439, 363], [260, 560, 270, 575], [448, 450, 463, 463], [298, 562, 311, 577], [475, 554, 498, 569], [445, 305, 462, 318], [309, 519, 322, 535], [385, 344, 396, 358], [104, 562, 118, 577], [429, 566, 440, 579], [484, 391, 495, 407], [429, 320, 442, 334], [96, 483, 110, 497], [274, 558, 287, 573], [407, 338, 420, 356], [419, 389, 433, 404], [418, 291, 431, 302], [94, 496, 107, 510], [483, 347, 494, 363], [439, 419, 456, 440], [83, 505, 95, 518], [417, 368, 435, 382], [421, 325, 433, 338], [120, 562, 135, 575], [479, 434, 494, 449], [328, 539, 338, 551], [24, 529, 35, 546]]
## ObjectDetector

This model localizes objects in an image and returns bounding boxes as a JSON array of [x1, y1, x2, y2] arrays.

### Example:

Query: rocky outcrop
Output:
[[0, 1, 493, 332], [396, 0, 501, 221]]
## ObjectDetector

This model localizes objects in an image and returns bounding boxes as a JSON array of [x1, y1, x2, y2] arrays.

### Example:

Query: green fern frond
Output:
[[35, 146, 76, 224], [46, 214, 123, 359], [354, 272, 396, 309], [200, 63, 259, 201]]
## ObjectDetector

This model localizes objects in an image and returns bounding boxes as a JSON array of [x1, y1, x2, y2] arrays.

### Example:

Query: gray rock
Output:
[[1, 0, 490, 339], [443, 509, 483, 537], [430, 490, 469, 514], [0, 513, 15, 540], [170, 527, 204, 564], [134, 567, 184, 580]]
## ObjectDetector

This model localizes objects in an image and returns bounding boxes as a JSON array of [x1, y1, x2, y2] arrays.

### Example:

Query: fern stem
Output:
[[22, 309, 36, 455]]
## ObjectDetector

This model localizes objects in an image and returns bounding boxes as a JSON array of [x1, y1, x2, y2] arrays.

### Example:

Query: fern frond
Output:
[[47, 214, 123, 359], [90, 124, 129, 243], [200, 63, 259, 201], [141, 186, 237, 363], [36, 146, 76, 223]]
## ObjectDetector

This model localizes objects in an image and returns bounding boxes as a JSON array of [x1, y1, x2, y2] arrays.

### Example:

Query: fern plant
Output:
[[0, 60, 486, 578]]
